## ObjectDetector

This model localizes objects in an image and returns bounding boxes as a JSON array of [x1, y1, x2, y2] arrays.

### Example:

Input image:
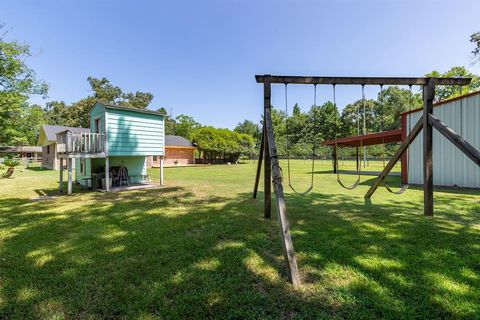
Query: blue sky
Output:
[[3, 0, 479, 129]]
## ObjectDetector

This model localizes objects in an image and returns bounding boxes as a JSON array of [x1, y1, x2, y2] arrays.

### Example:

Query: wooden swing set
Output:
[[252, 74, 479, 287]]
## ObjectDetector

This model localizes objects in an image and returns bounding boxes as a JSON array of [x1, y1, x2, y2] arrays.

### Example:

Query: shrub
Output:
[[2, 159, 20, 178]]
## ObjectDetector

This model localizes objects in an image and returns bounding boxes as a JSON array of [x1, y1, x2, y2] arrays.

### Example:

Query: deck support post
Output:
[[263, 77, 272, 219], [67, 158, 72, 195], [105, 157, 110, 192], [423, 78, 435, 216], [160, 156, 164, 185], [59, 158, 64, 192]]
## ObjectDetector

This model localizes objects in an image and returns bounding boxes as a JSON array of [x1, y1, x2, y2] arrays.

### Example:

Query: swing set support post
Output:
[[264, 106, 301, 287], [423, 78, 435, 216], [263, 78, 272, 219], [251, 75, 300, 286]]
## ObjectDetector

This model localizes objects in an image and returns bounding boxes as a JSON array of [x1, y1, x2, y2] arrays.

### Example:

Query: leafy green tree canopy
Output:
[[471, 32, 480, 63], [192, 127, 254, 163], [0, 25, 48, 145], [425, 66, 480, 101]]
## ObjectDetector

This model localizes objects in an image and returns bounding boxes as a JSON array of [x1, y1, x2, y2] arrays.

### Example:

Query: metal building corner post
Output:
[[423, 78, 435, 216], [264, 75, 272, 219]]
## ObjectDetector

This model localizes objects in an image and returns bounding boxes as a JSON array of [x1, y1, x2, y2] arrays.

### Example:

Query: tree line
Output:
[[1, 24, 480, 163], [235, 66, 480, 159]]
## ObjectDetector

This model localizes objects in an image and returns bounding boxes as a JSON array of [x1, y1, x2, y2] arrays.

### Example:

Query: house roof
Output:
[[41, 125, 90, 142], [96, 102, 165, 117], [400, 89, 480, 116], [165, 135, 195, 148], [0, 146, 42, 153], [323, 129, 403, 148]]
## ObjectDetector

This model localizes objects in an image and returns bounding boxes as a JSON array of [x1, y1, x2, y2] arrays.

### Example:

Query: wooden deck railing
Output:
[[56, 131, 106, 154]]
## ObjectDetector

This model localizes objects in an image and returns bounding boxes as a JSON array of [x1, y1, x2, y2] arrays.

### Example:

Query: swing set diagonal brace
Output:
[[428, 114, 480, 167], [253, 130, 264, 198], [365, 116, 424, 199], [264, 106, 301, 287]]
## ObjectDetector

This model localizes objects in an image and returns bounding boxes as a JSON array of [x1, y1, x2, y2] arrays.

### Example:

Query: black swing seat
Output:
[[288, 184, 313, 195], [384, 183, 409, 195], [337, 176, 361, 190]]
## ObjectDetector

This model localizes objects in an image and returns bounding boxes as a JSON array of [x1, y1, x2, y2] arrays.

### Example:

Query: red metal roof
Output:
[[323, 129, 403, 147]]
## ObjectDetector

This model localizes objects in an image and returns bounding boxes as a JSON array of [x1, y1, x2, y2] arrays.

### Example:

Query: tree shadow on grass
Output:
[[281, 190, 480, 319], [0, 185, 478, 319], [1, 186, 328, 318]]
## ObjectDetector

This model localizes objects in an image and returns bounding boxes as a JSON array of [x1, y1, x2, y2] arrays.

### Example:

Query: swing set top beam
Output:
[[255, 75, 471, 86]]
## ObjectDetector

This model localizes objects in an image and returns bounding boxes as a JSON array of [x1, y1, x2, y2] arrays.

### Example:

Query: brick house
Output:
[[147, 135, 196, 167]]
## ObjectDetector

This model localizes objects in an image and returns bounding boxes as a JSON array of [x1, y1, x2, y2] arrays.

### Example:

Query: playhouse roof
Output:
[[95, 102, 165, 117]]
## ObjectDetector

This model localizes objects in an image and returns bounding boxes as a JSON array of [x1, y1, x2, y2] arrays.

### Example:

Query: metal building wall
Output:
[[407, 92, 480, 188]]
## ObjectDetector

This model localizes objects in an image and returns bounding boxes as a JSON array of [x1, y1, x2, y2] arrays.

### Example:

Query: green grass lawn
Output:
[[0, 161, 479, 319]]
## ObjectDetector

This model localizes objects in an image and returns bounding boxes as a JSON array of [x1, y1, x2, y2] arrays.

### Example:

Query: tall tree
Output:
[[122, 91, 154, 109], [174, 114, 200, 139], [87, 76, 154, 109], [234, 120, 260, 140], [87, 77, 123, 103], [376, 86, 421, 131], [234, 119, 261, 152], [0, 25, 48, 145], [44, 101, 74, 126], [310, 101, 339, 142], [192, 127, 254, 163], [156, 107, 176, 135], [44, 77, 156, 128], [340, 99, 377, 137], [471, 32, 480, 64], [425, 67, 480, 101]]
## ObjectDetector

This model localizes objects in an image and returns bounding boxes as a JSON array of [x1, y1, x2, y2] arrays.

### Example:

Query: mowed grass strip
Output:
[[0, 160, 478, 319]]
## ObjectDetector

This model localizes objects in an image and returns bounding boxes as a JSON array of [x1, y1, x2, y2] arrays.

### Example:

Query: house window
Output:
[[47, 145, 50, 154], [80, 159, 86, 175], [153, 156, 158, 161]]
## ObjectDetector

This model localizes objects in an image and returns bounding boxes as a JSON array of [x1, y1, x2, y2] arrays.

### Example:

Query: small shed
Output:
[[55, 101, 165, 194]]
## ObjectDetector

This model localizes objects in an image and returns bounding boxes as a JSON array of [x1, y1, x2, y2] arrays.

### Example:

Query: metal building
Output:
[[403, 91, 480, 188]]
